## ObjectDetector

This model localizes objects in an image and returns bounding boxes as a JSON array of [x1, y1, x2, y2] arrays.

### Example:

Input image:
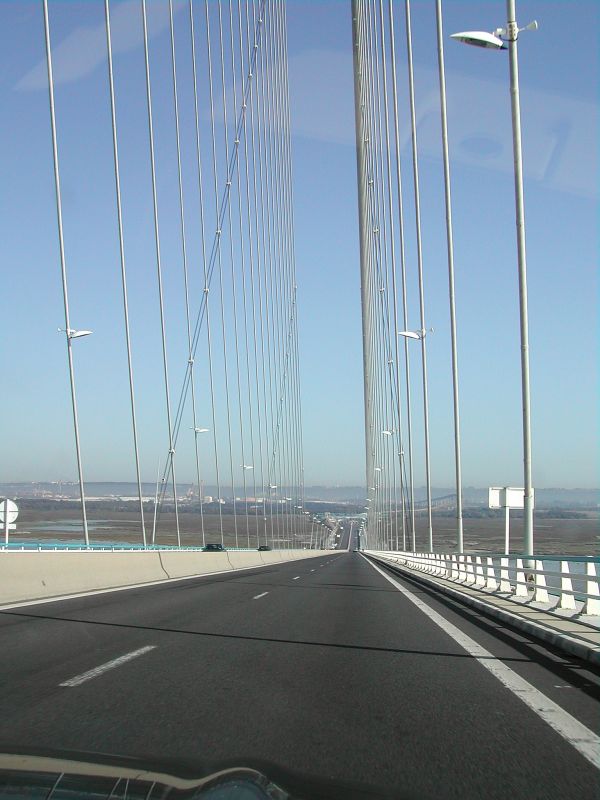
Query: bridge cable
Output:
[[355, 0, 421, 551], [357, 0, 410, 550], [405, 0, 433, 551], [167, 0, 205, 546], [153, 0, 267, 542], [250, 0, 275, 547], [240, 0, 267, 546], [279, 0, 306, 545], [253, 0, 278, 547], [387, 0, 415, 544], [245, 0, 270, 546], [151, 0, 300, 551], [363, 0, 388, 548], [189, 0, 222, 547], [377, 0, 406, 551], [141, 0, 181, 546], [209, 0, 239, 547], [281, 1, 304, 549], [262, 0, 288, 547], [435, 0, 464, 552], [104, 0, 146, 547], [229, 0, 255, 547]]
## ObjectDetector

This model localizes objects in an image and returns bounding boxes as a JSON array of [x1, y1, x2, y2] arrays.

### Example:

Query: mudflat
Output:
[[8, 507, 598, 554]]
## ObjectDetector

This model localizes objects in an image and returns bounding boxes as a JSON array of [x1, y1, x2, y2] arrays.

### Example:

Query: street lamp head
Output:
[[451, 21, 537, 49], [191, 427, 209, 434], [398, 329, 421, 340], [450, 30, 506, 50], [59, 328, 92, 340], [398, 328, 434, 341]]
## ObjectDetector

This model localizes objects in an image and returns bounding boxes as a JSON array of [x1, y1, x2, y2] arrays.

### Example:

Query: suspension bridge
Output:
[[0, 1, 598, 797]]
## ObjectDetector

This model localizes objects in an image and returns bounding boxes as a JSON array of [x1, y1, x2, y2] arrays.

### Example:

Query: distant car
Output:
[[257, 545, 271, 551], [202, 543, 225, 552]]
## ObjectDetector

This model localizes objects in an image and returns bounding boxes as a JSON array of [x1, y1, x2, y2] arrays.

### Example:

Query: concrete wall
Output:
[[0, 549, 336, 606]]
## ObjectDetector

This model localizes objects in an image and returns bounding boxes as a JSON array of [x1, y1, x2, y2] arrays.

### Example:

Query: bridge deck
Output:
[[367, 552, 600, 663], [0, 552, 598, 798]]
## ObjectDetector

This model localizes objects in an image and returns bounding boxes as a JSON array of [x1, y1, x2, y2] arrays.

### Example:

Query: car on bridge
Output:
[[257, 545, 272, 552], [202, 543, 226, 552]]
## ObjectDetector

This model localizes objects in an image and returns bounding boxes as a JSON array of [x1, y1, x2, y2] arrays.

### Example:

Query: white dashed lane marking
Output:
[[59, 646, 156, 687]]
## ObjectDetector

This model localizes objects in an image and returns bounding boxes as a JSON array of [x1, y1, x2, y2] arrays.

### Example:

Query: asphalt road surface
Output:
[[0, 553, 598, 798]]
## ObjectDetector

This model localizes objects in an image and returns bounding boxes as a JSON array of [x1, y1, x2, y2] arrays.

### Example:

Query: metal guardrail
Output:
[[366, 550, 600, 617], [0, 543, 286, 552]]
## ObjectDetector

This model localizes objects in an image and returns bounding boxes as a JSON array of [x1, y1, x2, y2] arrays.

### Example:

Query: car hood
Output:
[[0, 748, 392, 799]]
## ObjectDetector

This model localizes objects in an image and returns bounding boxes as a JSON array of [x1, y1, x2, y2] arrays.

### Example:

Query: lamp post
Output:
[[435, 0, 464, 555], [451, 2, 537, 557], [191, 426, 209, 546], [57, 329, 92, 547], [382, 428, 407, 550], [44, 0, 92, 551], [398, 328, 433, 551]]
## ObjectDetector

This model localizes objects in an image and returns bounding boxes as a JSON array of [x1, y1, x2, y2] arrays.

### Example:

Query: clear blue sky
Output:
[[0, 0, 597, 489]]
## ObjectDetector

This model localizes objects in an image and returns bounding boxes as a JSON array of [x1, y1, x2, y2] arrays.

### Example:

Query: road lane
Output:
[[0, 553, 598, 798], [366, 555, 599, 768], [367, 554, 600, 734], [0, 556, 340, 711]]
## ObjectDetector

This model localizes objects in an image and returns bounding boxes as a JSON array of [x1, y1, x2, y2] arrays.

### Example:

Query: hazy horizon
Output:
[[2, 480, 597, 497]]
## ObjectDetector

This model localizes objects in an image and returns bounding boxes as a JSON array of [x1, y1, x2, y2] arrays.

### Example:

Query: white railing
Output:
[[365, 550, 600, 618]]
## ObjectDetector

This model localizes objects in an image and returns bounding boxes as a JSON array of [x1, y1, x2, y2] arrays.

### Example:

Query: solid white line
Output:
[[59, 646, 156, 687], [253, 592, 269, 600], [363, 556, 600, 770], [293, 576, 300, 580]]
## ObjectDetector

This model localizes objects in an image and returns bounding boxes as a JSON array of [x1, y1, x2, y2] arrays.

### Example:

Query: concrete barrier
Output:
[[226, 551, 264, 570], [0, 548, 337, 606], [0, 551, 167, 605], [258, 551, 285, 564], [158, 551, 232, 578]]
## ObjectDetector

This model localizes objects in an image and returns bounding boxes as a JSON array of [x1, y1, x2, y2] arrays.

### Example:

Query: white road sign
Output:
[[488, 487, 534, 510], [0, 499, 18, 524]]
